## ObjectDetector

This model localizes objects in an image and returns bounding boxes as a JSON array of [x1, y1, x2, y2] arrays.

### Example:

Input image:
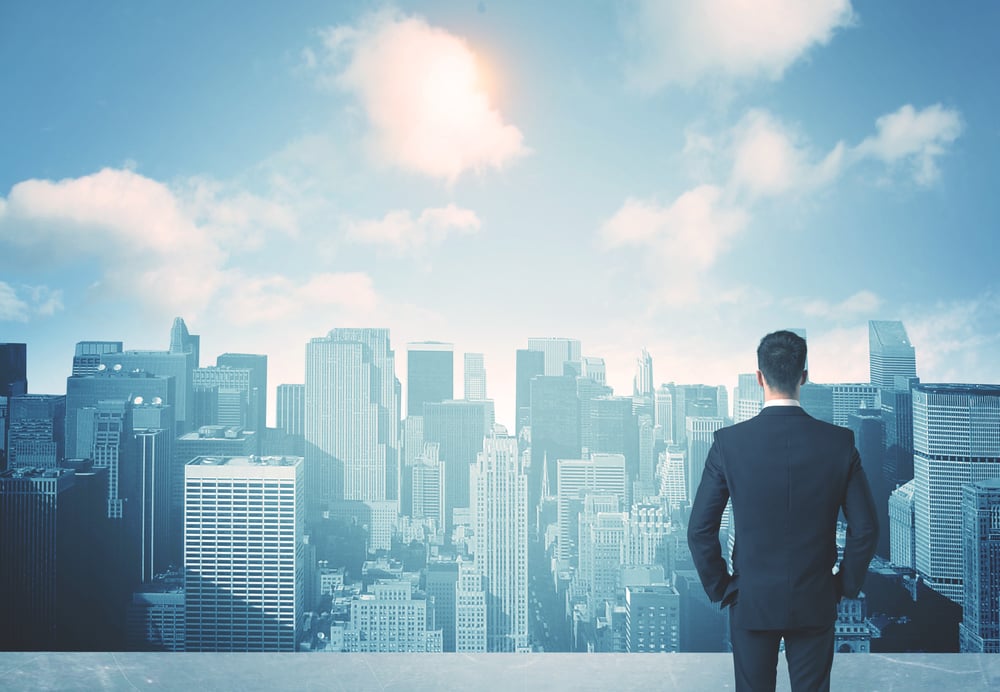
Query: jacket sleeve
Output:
[[687, 436, 731, 603], [839, 445, 879, 599]]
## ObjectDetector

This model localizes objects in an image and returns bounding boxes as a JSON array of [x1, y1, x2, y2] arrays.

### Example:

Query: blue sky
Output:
[[2, 1, 998, 426]]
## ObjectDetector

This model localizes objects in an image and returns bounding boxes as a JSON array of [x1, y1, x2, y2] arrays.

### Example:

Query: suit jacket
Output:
[[687, 405, 879, 630]]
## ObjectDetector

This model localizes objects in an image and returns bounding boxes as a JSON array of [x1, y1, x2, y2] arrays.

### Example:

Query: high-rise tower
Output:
[[470, 435, 529, 652], [869, 321, 917, 391], [407, 342, 453, 417]]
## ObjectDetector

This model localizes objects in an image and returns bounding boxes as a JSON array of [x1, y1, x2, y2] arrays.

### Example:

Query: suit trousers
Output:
[[729, 607, 835, 692]]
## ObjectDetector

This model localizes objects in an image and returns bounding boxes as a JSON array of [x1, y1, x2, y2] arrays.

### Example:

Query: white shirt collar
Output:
[[763, 399, 801, 408]]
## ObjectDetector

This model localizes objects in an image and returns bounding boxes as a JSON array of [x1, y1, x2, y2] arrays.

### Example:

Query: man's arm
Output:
[[839, 447, 879, 599], [687, 438, 731, 602]]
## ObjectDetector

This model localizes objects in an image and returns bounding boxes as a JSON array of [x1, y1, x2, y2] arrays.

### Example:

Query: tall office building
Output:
[[423, 400, 489, 529], [830, 384, 879, 427], [65, 367, 174, 459], [959, 478, 1000, 652], [412, 442, 446, 531], [912, 384, 1000, 603], [654, 385, 673, 443], [80, 398, 134, 520], [624, 584, 680, 652], [407, 342, 453, 417], [305, 328, 400, 507], [661, 384, 727, 446], [426, 560, 460, 652], [455, 561, 487, 652], [515, 349, 545, 434], [734, 373, 764, 424], [800, 382, 835, 424], [172, 426, 257, 563], [100, 345, 194, 434], [464, 352, 487, 400], [470, 435, 529, 652], [134, 428, 172, 583], [869, 320, 917, 391], [216, 353, 267, 435], [0, 466, 106, 650], [888, 480, 916, 570], [126, 569, 185, 651], [633, 348, 654, 398], [192, 365, 252, 429], [527, 337, 582, 377], [1, 343, 28, 470], [847, 406, 888, 556], [577, 496, 625, 616], [685, 417, 725, 504], [881, 375, 920, 493], [276, 384, 305, 436], [530, 375, 581, 512], [6, 394, 65, 469], [658, 445, 688, 509], [169, 317, 200, 367], [184, 455, 305, 652], [578, 376, 614, 454], [582, 356, 606, 385], [590, 397, 639, 487], [72, 341, 123, 376], [556, 454, 627, 562]]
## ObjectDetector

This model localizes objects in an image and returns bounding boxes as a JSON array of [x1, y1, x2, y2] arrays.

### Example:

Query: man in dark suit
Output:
[[688, 330, 878, 691]]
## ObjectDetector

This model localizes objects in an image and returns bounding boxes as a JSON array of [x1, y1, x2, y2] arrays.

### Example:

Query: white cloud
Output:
[[0, 282, 29, 321], [785, 290, 883, 320], [853, 104, 963, 185], [0, 168, 298, 315], [318, 10, 528, 181], [601, 185, 748, 268], [0, 282, 64, 322], [623, 0, 854, 90], [347, 203, 481, 252], [217, 271, 379, 326], [903, 294, 1000, 383]]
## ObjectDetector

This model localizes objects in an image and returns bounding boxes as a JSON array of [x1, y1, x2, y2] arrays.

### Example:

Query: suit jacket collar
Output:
[[757, 405, 809, 417]]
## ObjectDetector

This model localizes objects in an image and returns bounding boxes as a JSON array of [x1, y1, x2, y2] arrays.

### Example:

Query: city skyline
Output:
[[2, 1, 999, 433]]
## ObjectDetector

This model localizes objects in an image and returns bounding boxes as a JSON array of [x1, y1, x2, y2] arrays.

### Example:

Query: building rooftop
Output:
[[915, 383, 1000, 395], [187, 455, 300, 467], [0, 653, 995, 691]]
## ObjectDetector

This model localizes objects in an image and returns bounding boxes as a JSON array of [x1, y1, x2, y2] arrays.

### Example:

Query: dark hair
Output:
[[757, 330, 807, 396]]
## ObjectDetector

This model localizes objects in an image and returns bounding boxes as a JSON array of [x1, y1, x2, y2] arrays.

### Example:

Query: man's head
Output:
[[756, 330, 808, 398]]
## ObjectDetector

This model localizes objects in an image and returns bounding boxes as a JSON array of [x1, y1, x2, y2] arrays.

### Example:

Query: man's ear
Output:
[[756, 370, 765, 388], [800, 370, 808, 385]]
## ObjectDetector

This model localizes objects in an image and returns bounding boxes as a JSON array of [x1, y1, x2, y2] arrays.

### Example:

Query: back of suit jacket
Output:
[[688, 406, 879, 631]]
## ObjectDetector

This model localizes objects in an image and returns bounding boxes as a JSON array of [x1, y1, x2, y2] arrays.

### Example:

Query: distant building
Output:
[[624, 584, 680, 652], [530, 375, 581, 511], [557, 454, 627, 563], [407, 341, 453, 417], [733, 373, 764, 424], [455, 561, 487, 653], [6, 394, 65, 469], [685, 417, 725, 504], [888, 480, 916, 570], [344, 580, 443, 652], [582, 356, 606, 385], [126, 569, 185, 651], [0, 466, 106, 650], [835, 594, 874, 653], [426, 560, 460, 652], [191, 365, 252, 430], [305, 328, 400, 509], [423, 400, 489, 530], [912, 384, 1000, 604], [869, 321, 917, 391], [658, 445, 688, 510], [99, 345, 194, 434], [471, 435, 529, 652], [464, 352, 487, 401], [633, 348, 654, 398], [959, 478, 1000, 652], [72, 341, 123, 376], [412, 442, 446, 533], [215, 353, 267, 437], [184, 455, 305, 652], [276, 383, 305, 436], [514, 349, 545, 434], [527, 337, 582, 377], [830, 384, 878, 427]]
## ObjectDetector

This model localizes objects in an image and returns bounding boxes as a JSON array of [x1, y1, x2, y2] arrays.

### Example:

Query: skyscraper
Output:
[[529, 375, 581, 510], [423, 399, 489, 529], [556, 453, 627, 562], [6, 394, 65, 469], [959, 478, 1000, 652], [168, 316, 200, 368], [99, 349, 193, 434], [734, 373, 764, 424], [464, 352, 487, 400], [831, 384, 878, 427], [624, 584, 680, 652], [582, 356, 606, 385], [192, 365, 252, 429], [276, 383, 305, 436], [216, 353, 267, 436], [184, 455, 305, 652], [407, 342, 453, 417], [685, 417, 725, 504], [0, 342, 27, 398], [527, 337, 582, 377], [912, 384, 1000, 603], [515, 349, 545, 434], [633, 347, 654, 398], [72, 341, 122, 376], [869, 320, 917, 391], [305, 328, 400, 507], [471, 435, 529, 652], [134, 428, 171, 583], [0, 466, 106, 650], [426, 560, 460, 652]]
